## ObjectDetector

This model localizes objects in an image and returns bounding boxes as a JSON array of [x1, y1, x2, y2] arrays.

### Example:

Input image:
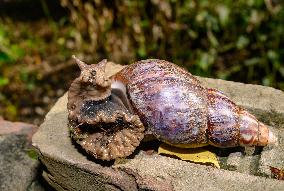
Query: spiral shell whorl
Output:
[[114, 59, 276, 148], [206, 88, 277, 147], [206, 88, 240, 147], [114, 59, 209, 147], [238, 110, 277, 146]]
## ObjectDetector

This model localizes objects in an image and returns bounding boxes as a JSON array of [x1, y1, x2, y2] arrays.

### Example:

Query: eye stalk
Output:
[[72, 55, 87, 70], [72, 55, 111, 87]]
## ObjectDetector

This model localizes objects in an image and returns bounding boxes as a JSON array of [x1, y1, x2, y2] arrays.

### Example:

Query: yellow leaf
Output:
[[158, 143, 220, 168]]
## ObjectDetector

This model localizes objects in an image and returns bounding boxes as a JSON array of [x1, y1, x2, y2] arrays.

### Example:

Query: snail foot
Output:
[[69, 98, 145, 161]]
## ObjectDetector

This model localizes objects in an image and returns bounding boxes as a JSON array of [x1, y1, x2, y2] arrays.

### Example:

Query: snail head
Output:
[[72, 55, 111, 88]]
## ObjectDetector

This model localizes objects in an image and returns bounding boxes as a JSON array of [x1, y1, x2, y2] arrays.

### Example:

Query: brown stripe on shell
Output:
[[238, 110, 259, 146], [239, 110, 273, 147], [206, 88, 240, 147], [113, 59, 200, 87]]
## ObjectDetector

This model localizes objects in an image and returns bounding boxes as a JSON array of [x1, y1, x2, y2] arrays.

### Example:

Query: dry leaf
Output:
[[270, 166, 284, 180], [158, 143, 220, 168]]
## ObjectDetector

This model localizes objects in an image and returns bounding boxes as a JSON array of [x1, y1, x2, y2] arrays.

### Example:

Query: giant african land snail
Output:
[[67, 56, 277, 161]]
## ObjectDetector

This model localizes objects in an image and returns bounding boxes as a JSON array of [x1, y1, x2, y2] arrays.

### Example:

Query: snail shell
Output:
[[68, 57, 277, 161]]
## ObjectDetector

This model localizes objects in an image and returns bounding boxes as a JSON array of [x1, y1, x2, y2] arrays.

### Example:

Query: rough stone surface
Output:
[[116, 152, 284, 191], [226, 152, 242, 171], [0, 120, 49, 191], [0, 120, 38, 144], [0, 121, 39, 191], [32, 63, 284, 191], [258, 127, 284, 177]]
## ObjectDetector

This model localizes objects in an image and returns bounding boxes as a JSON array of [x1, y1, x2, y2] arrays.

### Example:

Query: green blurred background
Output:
[[0, 0, 283, 124]]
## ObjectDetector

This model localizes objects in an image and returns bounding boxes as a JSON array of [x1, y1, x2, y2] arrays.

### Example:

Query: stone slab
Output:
[[0, 120, 44, 191], [0, 134, 40, 191], [226, 152, 243, 171], [32, 62, 284, 191], [258, 127, 284, 177], [0, 120, 38, 144]]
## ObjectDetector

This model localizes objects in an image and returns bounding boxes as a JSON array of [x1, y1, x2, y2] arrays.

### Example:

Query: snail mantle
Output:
[[32, 61, 284, 191]]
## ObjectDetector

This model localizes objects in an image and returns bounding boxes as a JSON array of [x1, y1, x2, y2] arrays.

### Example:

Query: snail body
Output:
[[68, 57, 277, 161]]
